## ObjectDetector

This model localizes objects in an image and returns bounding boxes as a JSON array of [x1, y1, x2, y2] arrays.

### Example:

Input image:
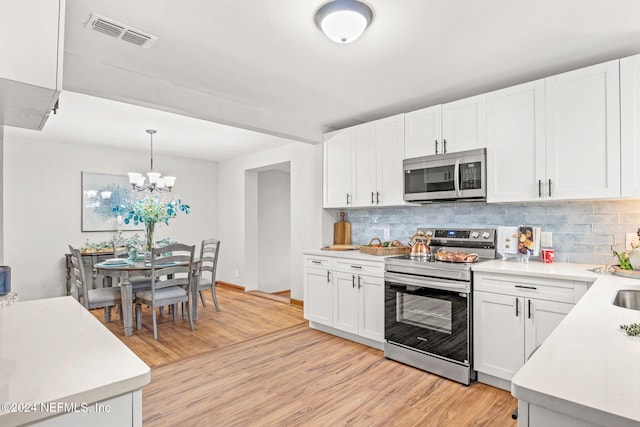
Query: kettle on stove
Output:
[[410, 232, 431, 256]]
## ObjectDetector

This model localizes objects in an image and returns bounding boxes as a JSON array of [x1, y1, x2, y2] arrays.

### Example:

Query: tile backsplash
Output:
[[333, 200, 640, 264]]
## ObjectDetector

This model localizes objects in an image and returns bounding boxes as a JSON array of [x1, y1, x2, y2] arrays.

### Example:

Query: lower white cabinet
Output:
[[473, 271, 588, 388], [303, 253, 385, 347]]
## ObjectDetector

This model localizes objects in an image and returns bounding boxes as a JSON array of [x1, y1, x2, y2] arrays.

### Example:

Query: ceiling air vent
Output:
[[86, 13, 158, 48]]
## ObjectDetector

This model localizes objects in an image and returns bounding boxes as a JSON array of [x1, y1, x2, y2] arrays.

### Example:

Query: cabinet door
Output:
[[621, 54, 640, 197], [486, 80, 546, 202], [357, 274, 384, 342], [352, 123, 377, 207], [442, 94, 487, 153], [545, 60, 621, 200], [524, 299, 573, 361], [404, 105, 442, 158], [323, 129, 353, 208], [304, 267, 332, 326], [333, 272, 359, 334], [375, 114, 406, 206], [473, 292, 524, 380]]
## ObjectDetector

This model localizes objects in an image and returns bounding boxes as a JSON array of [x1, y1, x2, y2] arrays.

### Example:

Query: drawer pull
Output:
[[515, 285, 537, 290], [311, 260, 322, 264], [350, 265, 362, 269]]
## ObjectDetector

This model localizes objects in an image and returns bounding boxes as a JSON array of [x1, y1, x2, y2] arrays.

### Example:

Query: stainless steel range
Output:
[[384, 227, 496, 385]]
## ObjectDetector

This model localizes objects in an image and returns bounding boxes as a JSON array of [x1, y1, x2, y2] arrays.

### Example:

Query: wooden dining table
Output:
[[93, 259, 202, 336]]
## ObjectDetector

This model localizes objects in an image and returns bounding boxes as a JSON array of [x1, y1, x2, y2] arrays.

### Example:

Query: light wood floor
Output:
[[94, 286, 517, 426]]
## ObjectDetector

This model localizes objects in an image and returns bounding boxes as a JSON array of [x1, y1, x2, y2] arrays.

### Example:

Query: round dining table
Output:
[[92, 259, 201, 336]]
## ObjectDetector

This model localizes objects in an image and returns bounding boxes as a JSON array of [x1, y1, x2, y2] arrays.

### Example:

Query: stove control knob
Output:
[[471, 231, 479, 239], [481, 232, 491, 240], [425, 230, 433, 237]]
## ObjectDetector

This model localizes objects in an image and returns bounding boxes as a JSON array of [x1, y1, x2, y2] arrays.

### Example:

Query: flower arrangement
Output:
[[112, 196, 190, 253]]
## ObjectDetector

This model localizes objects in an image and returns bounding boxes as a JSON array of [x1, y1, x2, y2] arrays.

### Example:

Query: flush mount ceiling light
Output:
[[315, 0, 373, 44]]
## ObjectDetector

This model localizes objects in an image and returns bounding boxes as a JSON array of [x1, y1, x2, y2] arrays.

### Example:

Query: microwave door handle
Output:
[[454, 159, 461, 196]]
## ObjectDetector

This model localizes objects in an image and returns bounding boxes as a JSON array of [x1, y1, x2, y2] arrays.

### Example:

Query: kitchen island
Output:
[[0, 296, 150, 426], [474, 260, 640, 427]]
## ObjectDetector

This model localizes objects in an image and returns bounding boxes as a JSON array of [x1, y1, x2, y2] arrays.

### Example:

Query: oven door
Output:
[[385, 275, 471, 364]]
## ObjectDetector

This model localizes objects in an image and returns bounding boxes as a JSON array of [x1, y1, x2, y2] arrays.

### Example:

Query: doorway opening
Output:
[[245, 162, 291, 303]]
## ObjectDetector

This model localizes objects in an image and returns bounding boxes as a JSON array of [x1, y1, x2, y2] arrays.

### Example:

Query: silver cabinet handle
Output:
[[443, 138, 447, 154], [538, 180, 542, 198], [515, 297, 519, 317], [350, 265, 362, 269], [357, 275, 361, 289], [352, 274, 356, 288], [548, 179, 552, 198], [346, 193, 351, 205], [435, 139, 438, 154], [376, 192, 380, 204], [371, 192, 375, 204], [528, 299, 532, 319], [515, 285, 537, 290], [311, 260, 322, 264], [326, 271, 330, 283]]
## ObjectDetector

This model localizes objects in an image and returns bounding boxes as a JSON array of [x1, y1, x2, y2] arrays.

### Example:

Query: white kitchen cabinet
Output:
[[621, 54, 640, 198], [487, 80, 546, 203], [323, 114, 407, 208], [487, 60, 620, 202], [404, 94, 486, 158], [303, 252, 385, 348], [0, 0, 65, 130], [323, 129, 353, 208], [473, 272, 587, 389], [303, 262, 332, 326], [545, 60, 620, 200]]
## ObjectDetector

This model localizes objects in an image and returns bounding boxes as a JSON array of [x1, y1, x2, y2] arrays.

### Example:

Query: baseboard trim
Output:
[[290, 298, 303, 307], [216, 281, 245, 291]]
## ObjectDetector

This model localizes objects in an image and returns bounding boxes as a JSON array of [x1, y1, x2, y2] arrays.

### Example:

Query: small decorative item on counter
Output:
[[0, 266, 10, 295], [434, 248, 479, 263], [612, 247, 633, 270], [360, 238, 410, 256], [620, 323, 640, 337], [541, 248, 555, 264], [409, 232, 430, 257]]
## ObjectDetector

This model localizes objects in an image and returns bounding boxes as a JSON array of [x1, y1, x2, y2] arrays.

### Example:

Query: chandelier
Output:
[[128, 129, 176, 193]]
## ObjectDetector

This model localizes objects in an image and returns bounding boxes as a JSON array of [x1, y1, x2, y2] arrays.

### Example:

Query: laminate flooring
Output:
[[94, 285, 517, 426]]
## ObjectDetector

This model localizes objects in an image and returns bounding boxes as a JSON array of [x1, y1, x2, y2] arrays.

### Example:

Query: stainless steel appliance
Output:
[[403, 148, 486, 203], [384, 227, 496, 385]]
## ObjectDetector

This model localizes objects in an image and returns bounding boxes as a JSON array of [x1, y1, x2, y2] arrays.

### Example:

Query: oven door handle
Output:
[[385, 272, 469, 293]]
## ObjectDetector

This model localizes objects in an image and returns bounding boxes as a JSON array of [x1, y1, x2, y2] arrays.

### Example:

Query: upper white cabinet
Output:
[[0, 0, 65, 130], [487, 60, 621, 202], [323, 114, 407, 208], [545, 60, 620, 200], [621, 54, 640, 197], [404, 94, 486, 158]]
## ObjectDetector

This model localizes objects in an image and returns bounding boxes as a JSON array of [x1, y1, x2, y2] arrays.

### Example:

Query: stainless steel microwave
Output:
[[403, 148, 487, 202]]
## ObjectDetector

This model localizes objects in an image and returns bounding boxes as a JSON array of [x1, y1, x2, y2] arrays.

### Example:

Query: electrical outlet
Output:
[[235, 269, 239, 278], [626, 233, 640, 251], [540, 232, 553, 248], [383, 227, 390, 241]]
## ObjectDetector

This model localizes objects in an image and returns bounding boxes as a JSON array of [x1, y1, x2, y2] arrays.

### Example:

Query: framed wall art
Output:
[[81, 172, 142, 232]]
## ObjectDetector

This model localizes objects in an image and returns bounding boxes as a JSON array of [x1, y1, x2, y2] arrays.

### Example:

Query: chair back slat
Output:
[[113, 241, 128, 258], [150, 243, 195, 296], [68, 245, 90, 309], [199, 239, 220, 280]]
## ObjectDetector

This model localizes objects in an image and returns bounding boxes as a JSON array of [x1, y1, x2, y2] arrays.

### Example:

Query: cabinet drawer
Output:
[[474, 272, 587, 304], [334, 259, 384, 277], [304, 255, 332, 268]]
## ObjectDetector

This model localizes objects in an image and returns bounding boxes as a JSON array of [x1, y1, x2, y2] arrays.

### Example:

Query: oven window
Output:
[[397, 293, 452, 334]]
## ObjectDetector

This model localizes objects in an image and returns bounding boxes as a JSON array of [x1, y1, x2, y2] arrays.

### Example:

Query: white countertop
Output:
[[473, 260, 640, 426], [304, 249, 395, 261], [0, 296, 150, 426]]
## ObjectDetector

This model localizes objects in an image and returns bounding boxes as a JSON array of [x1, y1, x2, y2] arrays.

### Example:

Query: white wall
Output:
[[217, 141, 323, 300], [257, 169, 290, 293], [3, 135, 217, 301]]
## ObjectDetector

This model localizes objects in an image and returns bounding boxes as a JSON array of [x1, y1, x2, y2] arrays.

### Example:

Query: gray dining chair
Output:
[[134, 243, 195, 340], [69, 245, 121, 322], [197, 238, 221, 311]]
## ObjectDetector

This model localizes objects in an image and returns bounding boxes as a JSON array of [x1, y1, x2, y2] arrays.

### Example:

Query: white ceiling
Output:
[[15, 0, 640, 157]]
